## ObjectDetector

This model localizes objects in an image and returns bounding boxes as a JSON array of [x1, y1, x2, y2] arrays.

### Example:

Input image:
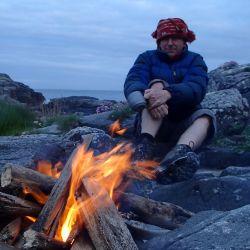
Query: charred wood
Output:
[[0, 217, 22, 245], [1, 164, 56, 196], [32, 135, 93, 235], [31, 146, 78, 234], [64, 218, 81, 244], [116, 191, 194, 230], [0, 192, 41, 217], [0, 242, 19, 250], [124, 219, 170, 240], [22, 229, 69, 250]]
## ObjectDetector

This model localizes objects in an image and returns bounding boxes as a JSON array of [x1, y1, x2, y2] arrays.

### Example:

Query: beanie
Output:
[[151, 18, 196, 43]]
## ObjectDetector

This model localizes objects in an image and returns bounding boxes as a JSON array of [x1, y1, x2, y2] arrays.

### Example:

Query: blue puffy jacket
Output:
[[124, 47, 208, 121]]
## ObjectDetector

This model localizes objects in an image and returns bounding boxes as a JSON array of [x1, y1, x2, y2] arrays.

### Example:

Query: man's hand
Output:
[[150, 81, 165, 90], [144, 88, 171, 110], [149, 103, 169, 120]]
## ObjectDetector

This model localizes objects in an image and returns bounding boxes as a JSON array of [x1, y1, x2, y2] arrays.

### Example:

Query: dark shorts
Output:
[[135, 108, 217, 148]]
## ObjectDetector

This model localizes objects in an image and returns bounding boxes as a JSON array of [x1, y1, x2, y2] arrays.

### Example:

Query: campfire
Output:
[[0, 121, 193, 250]]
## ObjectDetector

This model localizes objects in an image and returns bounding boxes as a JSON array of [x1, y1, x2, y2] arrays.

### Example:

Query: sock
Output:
[[140, 133, 155, 143]]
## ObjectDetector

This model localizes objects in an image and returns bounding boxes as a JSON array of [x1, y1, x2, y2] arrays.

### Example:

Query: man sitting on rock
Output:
[[124, 18, 216, 184]]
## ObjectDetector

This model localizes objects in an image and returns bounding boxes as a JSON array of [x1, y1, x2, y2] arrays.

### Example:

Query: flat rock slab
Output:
[[0, 134, 62, 169], [199, 146, 250, 169], [150, 174, 250, 212], [141, 204, 250, 250]]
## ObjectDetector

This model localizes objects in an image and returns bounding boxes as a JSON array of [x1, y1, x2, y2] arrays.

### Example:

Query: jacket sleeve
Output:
[[124, 52, 151, 98], [165, 55, 208, 107]]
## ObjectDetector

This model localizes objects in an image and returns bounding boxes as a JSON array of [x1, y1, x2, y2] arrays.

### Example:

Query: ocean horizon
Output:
[[36, 89, 126, 102]]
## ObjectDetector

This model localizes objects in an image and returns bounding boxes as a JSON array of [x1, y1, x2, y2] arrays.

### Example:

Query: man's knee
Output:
[[194, 115, 211, 128]]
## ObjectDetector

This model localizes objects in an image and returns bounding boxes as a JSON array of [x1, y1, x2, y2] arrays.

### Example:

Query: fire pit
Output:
[[0, 122, 193, 249]]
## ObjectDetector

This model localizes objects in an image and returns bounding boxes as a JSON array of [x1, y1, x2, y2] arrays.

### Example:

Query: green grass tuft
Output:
[[45, 114, 80, 132], [0, 100, 35, 135]]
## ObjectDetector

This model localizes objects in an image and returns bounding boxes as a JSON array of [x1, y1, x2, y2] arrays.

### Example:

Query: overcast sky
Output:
[[0, 0, 249, 91]]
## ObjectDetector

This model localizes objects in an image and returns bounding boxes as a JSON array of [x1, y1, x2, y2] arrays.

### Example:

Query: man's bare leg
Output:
[[155, 116, 211, 183], [140, 108, 162, 137], [177, 116, 211, 150]]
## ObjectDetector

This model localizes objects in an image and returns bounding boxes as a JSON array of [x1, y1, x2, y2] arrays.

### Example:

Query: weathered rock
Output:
[[0, 127, 117, 171], [63, 126, 106, 142], [199, 146, 250, 169], [88, 132, 117, 155], [202, 88, 249, 135], [80, 111, 135, 138], [150, 174, 250, 212], [140, 205, 250, 250], [0, 73, 45, 108], [80, 111, 114, 131], [208, 62, 250, 104], [32, 143, 67, 168], [45, 96, 116, 115], [0, 134, 62, 169], [31, 124, 61, 135], [220, 166, 250, 177], [62, 126, 117, 155]]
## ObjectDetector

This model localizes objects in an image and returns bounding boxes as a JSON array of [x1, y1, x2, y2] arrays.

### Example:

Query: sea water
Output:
[[36, 89, 125, 102]]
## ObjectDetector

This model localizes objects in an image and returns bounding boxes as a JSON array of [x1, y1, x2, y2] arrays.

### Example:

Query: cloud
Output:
[[0, 0, 249, 91]]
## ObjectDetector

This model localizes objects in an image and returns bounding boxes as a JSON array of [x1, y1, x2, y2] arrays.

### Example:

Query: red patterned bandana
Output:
[[151, 18, 196, 43]]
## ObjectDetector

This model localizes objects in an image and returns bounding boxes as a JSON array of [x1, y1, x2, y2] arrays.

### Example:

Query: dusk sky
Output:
[[0, 0, 249, 91]]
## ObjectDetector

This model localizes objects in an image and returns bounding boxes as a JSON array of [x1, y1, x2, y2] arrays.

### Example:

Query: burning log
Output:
[[32, 134, 93, 235], [22, 229, 70, 250], [31, 146, 79, 234], [0, 242, 19, 250], [116, 192, 194, 230], [77, 177, 138, 250], [1, 164, 56, 196], [0, 217, 22, 245], [0, 191, 41, 217], [70, 232, 95, 250]]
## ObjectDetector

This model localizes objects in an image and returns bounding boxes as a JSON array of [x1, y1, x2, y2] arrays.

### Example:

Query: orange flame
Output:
[[37, 160, 62, 178], [22, 184, 48, 205], [25, 216, 36, 223], [21, 162, 61, 207], [109, 120, 127, 137], [55, 142, 158, 242]]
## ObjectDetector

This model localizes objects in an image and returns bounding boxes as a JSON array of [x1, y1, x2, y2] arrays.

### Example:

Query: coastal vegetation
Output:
[[96, 101, 134, 121], [109, 102, 134, 121], [0, 99, 80, 135], [45, 114, 81, 132], [0, 100, 35, 135], [212, 124, 250, 152]]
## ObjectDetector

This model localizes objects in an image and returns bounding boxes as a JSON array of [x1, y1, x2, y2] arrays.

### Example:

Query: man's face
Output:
[[159, 36, 186, 58]]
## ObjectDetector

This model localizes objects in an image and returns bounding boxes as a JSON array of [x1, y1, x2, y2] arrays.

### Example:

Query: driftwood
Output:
[[125, 219, 170, 240], [22, 229, 70, 250], [32, 135, 93, 235], [1, 164, 56, 196], [0, 242, 19, 250], [0, 217, 22, 244], [77, 177, 138, 250], [0, 191, 41, 217], [116, 192, 194, 230]]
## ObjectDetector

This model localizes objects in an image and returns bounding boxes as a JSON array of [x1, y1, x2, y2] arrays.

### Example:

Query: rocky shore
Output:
[[1, 61, 250, 249]]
